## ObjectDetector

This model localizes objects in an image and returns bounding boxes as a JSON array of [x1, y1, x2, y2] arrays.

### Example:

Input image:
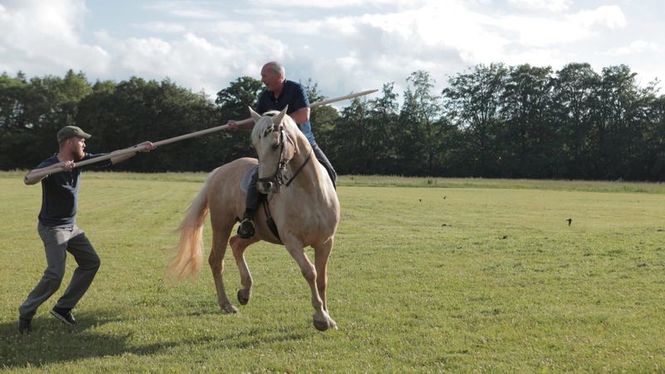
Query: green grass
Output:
[[1, 171, 664, 372]]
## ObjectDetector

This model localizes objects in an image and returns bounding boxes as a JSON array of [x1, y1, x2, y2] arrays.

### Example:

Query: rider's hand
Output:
[[137, 141, 155, 152]]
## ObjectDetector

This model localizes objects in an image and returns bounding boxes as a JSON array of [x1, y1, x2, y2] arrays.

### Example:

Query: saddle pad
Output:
[[240, 165, 258, 193]]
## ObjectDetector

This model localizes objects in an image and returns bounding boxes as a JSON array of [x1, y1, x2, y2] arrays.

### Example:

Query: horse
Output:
[[168, 106, 340, 331]]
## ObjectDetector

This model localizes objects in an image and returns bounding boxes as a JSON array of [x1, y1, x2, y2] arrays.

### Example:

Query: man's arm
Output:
[[109, 141, 155, 164], [24, 161, 74, 185], [290, 107, 310, 126], [290, 82, 310, 125]]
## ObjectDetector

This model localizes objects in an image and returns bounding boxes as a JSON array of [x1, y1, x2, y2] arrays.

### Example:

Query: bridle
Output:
[[256, 119, 312, 193]]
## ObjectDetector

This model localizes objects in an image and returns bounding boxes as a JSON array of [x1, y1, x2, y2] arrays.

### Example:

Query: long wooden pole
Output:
[[27, 89, 378, 180]]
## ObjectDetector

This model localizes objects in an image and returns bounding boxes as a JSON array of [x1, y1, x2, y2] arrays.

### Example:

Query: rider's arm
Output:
[[290, 107, 310, 126]]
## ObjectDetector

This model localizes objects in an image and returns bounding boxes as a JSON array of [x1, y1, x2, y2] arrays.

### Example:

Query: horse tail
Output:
[[168, 173, 213, 280]]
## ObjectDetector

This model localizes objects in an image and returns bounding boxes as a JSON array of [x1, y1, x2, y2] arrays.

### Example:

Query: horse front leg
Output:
[[229, 235, 259, 305], [313, 237, 335, 317], [284, 241, 336, 331], [209, 225, 238, 314]]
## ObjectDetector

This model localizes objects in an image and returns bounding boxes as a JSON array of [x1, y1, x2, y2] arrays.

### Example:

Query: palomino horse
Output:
[[169, 106, 340, 331]]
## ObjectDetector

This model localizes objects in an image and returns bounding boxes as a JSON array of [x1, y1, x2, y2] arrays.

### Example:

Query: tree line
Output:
[[1, 63, 664, 181]]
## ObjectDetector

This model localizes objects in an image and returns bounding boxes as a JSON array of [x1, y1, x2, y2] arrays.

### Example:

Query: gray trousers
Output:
[[19, 223, 100, 319]]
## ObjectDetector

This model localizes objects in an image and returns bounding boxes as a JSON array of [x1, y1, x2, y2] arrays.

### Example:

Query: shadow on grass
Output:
[[178, 325, 312, 351], [0, 309, 176, 369]]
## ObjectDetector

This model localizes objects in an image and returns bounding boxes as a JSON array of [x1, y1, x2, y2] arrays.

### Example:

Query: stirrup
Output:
[[237, 218, 255, 239]]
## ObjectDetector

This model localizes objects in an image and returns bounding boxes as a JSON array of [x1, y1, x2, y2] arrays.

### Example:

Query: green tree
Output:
[[304, 79, 340, 167], [499, 64, 556, 178], [328, 97, 370, 174], [366, 82, 400, 174], [592, 65, 654, 179], [1, 70, 93, 168], [647, 94, 665, 180], [215, 76, 263, 162], [442, 64, 509, 177], [77, 77, 218, 171], [396, 71, 444, 175], [550, 63, 601, 178], [0, 72, 30, 168]]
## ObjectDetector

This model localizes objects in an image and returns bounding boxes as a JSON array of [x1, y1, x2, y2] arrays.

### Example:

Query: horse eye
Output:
[[271, 143, 280, 150]]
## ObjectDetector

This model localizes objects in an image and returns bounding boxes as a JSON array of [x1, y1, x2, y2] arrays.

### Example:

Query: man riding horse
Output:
[[170, 103, 340, 330], [227, 61, 337, 238]]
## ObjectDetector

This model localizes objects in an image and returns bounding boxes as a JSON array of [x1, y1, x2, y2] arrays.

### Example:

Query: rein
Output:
[[285, 148, 312, 187]]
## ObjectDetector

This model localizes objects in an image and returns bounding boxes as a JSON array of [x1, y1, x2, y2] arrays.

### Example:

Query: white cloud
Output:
[[136, 22, 187, 34], [0, 0, 109, 74], [568, 5, 626, 29], [249, 0, 420, 8], [0, 0, 110, 75], [208, 20, 256, 36], [495, 6, 626, 48], [508, 0, 572, 12], [104, 32, 286, 94], [300, 1, 626, 86], [144, 1, 223, 20], [1, 0, 662, 101], [609, 40, 662, 56]]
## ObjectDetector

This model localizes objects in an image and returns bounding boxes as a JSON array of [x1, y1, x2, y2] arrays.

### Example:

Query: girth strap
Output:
[[262, 199, 282, 243]]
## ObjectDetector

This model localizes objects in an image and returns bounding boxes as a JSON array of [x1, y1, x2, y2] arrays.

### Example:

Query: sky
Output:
[[1, 0, 664, 101]]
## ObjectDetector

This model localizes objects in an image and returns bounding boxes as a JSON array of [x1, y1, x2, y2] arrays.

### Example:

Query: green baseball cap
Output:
[[57, 126, 92, 143]]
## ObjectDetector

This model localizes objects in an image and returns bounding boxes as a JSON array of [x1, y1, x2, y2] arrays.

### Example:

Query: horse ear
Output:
[[248, 107, 262, 123], [272, 105, 288, 126]]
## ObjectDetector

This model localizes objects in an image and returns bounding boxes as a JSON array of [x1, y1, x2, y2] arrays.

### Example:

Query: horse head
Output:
[[249, 106, 298, 194]]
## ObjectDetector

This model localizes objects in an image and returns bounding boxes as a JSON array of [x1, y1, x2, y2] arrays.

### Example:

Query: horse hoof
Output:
[[237, 290, 250, 305], [313, 318, 330, 331], [221, 304, 238, 314], [313, 317, 337, 331]]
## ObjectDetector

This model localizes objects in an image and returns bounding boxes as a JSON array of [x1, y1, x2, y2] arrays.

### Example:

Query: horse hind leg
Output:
[[230, 234, 259, 305], [209, 221, 238, 314]]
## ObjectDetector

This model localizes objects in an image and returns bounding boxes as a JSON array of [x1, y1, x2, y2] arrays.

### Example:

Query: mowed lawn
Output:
[[1, 171, 664, 372]]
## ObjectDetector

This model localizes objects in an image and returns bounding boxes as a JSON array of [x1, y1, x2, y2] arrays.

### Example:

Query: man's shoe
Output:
[[18, 318, 32, 334], [50, 307, 76, 326], [237, 218, 255, 239]]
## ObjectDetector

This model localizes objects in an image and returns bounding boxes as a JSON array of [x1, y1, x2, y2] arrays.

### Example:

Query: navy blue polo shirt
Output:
[[36, 153, 111, 227], [256, 80, 316, 144]]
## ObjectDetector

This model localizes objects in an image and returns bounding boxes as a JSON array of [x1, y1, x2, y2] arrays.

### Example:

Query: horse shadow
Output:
[[0, 309, 176, 368]]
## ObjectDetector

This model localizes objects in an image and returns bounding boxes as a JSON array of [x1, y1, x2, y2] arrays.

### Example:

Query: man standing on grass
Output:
[[18, 126, 154, 334]]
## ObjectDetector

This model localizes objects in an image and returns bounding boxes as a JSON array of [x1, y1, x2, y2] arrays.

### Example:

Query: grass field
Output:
[[1, 171, 664, 372]]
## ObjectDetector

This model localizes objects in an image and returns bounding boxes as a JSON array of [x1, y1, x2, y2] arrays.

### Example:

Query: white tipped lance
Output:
[[26, 89, 379, 181]]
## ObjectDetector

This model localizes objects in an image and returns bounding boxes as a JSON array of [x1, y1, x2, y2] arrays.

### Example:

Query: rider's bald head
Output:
[[262, 61, 285, 79]]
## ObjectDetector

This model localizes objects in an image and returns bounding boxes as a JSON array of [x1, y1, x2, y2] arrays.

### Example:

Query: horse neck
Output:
[[286, 135, 323, 193]]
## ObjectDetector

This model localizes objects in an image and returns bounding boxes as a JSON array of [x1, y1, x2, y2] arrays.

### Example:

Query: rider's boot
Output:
[[237, 210, 255, 239]]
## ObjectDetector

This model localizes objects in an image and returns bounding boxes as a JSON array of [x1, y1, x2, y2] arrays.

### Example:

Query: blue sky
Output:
[[1, 0, 664, 101]]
